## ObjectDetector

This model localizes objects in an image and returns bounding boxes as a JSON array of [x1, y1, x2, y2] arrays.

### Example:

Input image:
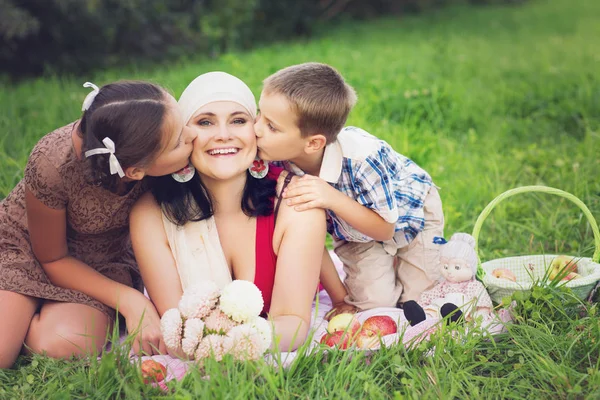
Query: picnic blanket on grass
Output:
[[129, 251, 512, 386]]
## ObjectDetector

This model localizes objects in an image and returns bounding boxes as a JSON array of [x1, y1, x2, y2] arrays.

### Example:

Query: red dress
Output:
[[253, 166, 288, 316], [254, 210, 277, 316]]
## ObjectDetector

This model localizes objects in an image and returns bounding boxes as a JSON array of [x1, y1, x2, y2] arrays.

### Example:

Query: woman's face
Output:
[[143, 93, 197, 176], [188, 101, 256, 181]]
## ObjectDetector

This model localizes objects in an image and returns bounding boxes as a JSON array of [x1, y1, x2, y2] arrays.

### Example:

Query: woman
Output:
[[0, 81, 196, 368], [130, 72, 326, 352]]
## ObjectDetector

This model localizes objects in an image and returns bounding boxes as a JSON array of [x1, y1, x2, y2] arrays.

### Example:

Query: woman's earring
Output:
[[249, 157, 269, 179], [172, 163, 196, 183]]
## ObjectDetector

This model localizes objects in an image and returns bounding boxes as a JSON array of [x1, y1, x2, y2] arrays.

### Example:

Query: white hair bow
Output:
[[84, 137, 125, 178], [81, 82, 100, 111]]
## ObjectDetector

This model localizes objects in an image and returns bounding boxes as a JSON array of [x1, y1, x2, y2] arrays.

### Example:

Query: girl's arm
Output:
[[129, 193, 184, 316], [25, 188, 165, 355], [269, 201, 326, 351]]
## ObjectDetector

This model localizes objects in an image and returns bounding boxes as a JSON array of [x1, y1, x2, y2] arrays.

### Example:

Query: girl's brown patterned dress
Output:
[[0, 122, 147, 319]]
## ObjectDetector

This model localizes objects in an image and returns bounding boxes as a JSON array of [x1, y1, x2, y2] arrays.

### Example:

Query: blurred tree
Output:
[[0, 0, 40, 40], [0, 0, 524, 79], [200, 0, 259, 53]]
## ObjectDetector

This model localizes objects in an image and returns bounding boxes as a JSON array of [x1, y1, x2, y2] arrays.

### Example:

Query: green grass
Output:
[[2, 0, 600, 397]]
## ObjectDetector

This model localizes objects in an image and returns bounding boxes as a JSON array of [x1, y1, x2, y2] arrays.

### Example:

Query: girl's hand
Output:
[[121, 290, 167, 356]]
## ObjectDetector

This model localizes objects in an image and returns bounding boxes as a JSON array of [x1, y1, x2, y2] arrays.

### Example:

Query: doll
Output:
[[403, 233, 493, 326]]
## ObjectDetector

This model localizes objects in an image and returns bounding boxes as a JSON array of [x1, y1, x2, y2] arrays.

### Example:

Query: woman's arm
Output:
[[25, 188, 165, 355], [129, 193, 184, 316], [269, 201, 326, 351]]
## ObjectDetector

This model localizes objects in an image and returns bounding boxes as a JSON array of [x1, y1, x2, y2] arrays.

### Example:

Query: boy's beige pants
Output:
[[334, 186, 444, 309]]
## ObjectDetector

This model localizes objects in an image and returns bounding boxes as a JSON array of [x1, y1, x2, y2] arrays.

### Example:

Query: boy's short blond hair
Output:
[[263, 62, 357, 143]]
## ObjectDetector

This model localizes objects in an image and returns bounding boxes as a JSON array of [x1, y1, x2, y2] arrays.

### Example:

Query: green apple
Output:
[[549, 256, 578, 280], [327, 313, 361, 340]]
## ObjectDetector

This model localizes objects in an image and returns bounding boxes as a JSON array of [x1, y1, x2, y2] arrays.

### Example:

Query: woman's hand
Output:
[[120, 290, 167, 356]]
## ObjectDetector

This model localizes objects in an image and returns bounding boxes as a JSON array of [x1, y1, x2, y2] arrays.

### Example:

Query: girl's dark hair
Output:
[[150, 170, 277, 225], [79, 80, 169, 192]]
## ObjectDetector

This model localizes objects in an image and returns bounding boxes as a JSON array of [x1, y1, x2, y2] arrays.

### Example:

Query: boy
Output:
[[254, 62, 444, 313]]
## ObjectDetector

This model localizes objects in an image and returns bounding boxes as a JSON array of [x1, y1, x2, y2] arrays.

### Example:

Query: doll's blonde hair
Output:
[[440, 233, 478, 275]]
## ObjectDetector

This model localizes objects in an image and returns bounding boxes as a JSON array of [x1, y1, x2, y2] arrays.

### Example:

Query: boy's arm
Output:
[[319, 247, 347, 305], [283, 175, 395, 241], [320, 247, 359, 320]]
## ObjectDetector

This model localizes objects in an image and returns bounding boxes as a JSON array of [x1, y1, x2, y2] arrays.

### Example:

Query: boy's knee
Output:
[[345, 280, 401, 309], [339, 242, 399, 309], [365, 289, 401, 308]]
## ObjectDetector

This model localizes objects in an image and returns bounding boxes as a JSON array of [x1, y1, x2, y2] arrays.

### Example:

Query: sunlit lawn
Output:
[[1, 0, 599, 397]]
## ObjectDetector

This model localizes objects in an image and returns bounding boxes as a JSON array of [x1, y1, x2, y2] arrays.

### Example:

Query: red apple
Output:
[[562, 272, 581, 281], [492, 268, 517, 282], [141, 359, 167, 384], [320, 330, 353, 349], [355, 316, 397, 349], [327, 313, 362, 339], [361, 316, 397, 336], [355, 330, 381, 349]]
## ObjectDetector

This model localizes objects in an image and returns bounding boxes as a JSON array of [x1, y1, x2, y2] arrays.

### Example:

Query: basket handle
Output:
[[472, 185, 600, 279]]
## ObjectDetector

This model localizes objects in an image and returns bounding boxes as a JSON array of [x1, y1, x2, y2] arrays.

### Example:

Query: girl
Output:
[[0, 81, 196, 368]]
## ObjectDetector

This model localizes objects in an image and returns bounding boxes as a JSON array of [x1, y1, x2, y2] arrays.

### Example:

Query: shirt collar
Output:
[[318, 139, 343, 183]]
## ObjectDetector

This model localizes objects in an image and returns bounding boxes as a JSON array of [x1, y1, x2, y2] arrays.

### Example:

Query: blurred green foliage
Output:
[[0, 0, 521, 78]]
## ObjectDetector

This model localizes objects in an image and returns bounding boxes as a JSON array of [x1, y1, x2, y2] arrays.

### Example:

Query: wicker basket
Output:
[[472, 186, 600, 304]]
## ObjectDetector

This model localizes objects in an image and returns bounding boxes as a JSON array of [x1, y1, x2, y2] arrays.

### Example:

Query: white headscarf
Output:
[[178, 71, 257, 124]]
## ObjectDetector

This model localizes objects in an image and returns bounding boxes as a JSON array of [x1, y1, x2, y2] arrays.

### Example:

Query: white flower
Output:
[[195, 334, 233, 361], [178, 280, 220, 319], [160, 308, 183, 352], [247, 317, 272, 353], [227, 324, 264, 361], [219, 280, 264, 323], [181, 318, 205, 357], [204, 307, 237, 334]]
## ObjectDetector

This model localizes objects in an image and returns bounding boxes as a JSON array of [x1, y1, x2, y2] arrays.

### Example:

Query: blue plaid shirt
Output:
[[276, 127, 433, 251]]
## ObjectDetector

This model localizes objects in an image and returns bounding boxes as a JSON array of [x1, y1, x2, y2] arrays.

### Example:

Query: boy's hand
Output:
[[324, 301, 359, 321], [282, 175, 339, 211]]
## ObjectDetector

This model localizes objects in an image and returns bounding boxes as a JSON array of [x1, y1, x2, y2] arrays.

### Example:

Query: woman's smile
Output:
[[207, 147, 240, 156]]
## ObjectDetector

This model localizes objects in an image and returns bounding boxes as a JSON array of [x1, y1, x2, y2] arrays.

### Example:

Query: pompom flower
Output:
[[227, 324, 263, 361], [160, 308, 183, 352], [204, 307, 237, 334], [247, 317, 273, 353], [219, 280, 264, 323], [178, 281, 220, 319], [162, 279, 270, 364], [181, 318, 205, 357], [195, 334, 233, 361]]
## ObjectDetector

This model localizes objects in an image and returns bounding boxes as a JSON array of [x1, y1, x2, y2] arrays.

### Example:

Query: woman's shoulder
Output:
[[131, 191, 160, 216], [129, 192, 167, 236], [274, 197, 325, 231]]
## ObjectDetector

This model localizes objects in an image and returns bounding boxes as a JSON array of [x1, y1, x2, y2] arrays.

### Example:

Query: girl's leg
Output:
[[24, 301, 111, 360], [0, 290, 39, 368]]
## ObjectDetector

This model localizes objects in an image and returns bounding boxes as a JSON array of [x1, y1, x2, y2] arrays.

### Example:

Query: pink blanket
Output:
[[133, 251, 512, 386]]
